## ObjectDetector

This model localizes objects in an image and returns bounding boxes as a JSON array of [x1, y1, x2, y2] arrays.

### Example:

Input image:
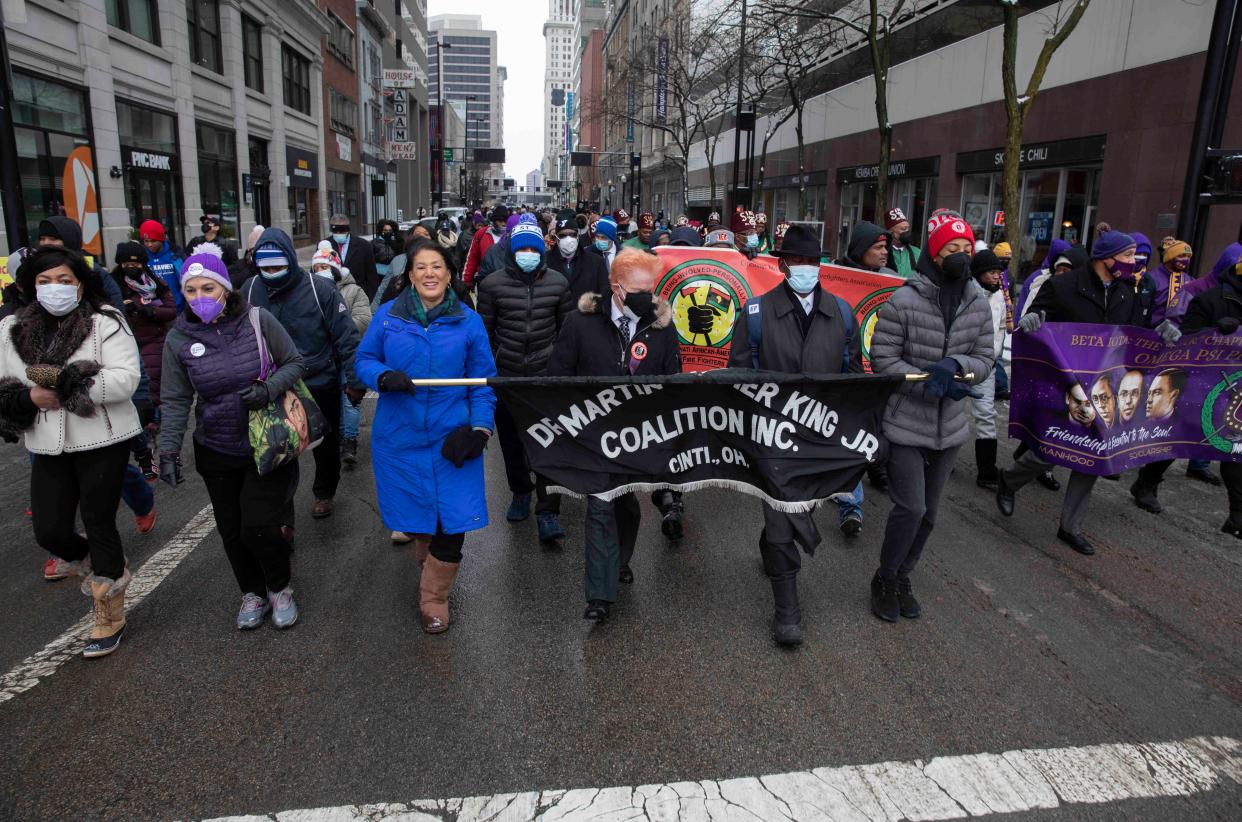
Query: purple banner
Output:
[[1009, 322, 1242, 475]]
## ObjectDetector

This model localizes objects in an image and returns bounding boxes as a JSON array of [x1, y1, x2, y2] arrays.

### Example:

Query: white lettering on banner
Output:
[[129, 151, 171, 171]]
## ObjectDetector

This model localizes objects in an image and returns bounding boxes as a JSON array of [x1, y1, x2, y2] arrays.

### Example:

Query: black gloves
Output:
[[238, 383, 271, 410], [441, 425, 489, 468], [379, 370, 416, 393], [687, 304, 717, 335], [1218, 317, 1241, 335], [925, 357, 959, 399], [344, 386, 367, 406], [159, 453, 183, 488], [946, 381, 983, 401]]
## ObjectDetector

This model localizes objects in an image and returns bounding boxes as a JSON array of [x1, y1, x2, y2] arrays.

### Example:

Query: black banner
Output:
[[493, 371, 901, 512]]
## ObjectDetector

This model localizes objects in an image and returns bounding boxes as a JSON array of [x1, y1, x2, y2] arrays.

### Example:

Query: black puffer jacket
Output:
[[1181, 268, 1242, 334], [1026, 263, 1143, 326], [476, 246, 572, 376]]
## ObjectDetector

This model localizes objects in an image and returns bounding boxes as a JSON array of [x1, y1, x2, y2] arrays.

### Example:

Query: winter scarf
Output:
[[402, 286, 458, 328], [5, 301, 104, 416]]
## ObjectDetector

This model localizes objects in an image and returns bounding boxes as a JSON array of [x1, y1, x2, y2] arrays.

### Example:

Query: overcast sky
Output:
[[428, 0, 546, 180]]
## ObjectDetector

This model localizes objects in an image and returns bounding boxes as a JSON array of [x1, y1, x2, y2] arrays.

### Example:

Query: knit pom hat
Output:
[[311, 240, 343, 275], [992, 242, 1012, 259], [1091, 231, 1136, 261], [181, 242, 232, 292], [1160, 237, 1192, 263], [927, 216, 975, 258], [509, 223, 546, 253]]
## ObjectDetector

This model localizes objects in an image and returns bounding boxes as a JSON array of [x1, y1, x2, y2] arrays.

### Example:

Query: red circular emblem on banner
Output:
[[630, 341, 648, 360]]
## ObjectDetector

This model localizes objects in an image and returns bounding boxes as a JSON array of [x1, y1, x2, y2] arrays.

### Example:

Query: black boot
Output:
[[896, 576, 921, 618], [341, 437, 358, 468], [1129, 479, 1162, 514], [996, 470, 1016, 517], [975, 439, 998, 490], [761, 534, 802, 646], [651, 490, 684, 542], [867, 464, 889, 492], [870, 571, 900, 622]]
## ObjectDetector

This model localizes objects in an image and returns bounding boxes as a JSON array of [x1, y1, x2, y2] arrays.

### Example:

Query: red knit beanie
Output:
[[139, 219, 166, 242], [927, 217, 975, 258]]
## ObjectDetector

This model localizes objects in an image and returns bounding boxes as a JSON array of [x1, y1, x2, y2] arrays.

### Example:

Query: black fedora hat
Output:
[[774, 224, 822, 258]]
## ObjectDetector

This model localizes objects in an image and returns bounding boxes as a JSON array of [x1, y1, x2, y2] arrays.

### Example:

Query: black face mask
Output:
[[941, 252, 972, 281], [897, 231, 912, 246], [624, 291, 654, 317]]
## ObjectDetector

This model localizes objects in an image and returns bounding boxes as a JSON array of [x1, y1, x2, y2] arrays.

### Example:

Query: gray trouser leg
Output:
[[1060, 471, 1098, 535], [1002, 449, 1051, 492]]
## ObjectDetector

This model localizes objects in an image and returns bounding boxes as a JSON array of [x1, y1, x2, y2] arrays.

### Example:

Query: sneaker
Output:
[[135, 507, 157, 535], [391, 530, 414, 544], [870, 571, 900, 623], [537, 511, 565, 542], [268, 587, 298, 629], [236, 592, 269, 630], [840, 515, 862, 538], [896, 576, 921, 619], [506, 492, 532, 522], [43, 556, 70, 581], [341, 437, 358, 469], [773, 621, 803, 647]]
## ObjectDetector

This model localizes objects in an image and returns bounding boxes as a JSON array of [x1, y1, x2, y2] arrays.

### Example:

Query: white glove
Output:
[[1017, 310, 1045, 334], [1155, 319, 1182, 344]]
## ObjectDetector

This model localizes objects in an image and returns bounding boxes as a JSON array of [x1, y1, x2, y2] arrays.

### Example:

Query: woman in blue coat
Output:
[[356, 239, 497, 634]]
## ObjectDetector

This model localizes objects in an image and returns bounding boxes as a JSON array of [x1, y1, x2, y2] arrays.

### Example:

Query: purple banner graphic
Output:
[[1009, 323, 1242, 475]]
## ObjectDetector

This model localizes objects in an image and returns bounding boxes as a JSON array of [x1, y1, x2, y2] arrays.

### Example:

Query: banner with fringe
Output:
[[492, 370, 901, 511]]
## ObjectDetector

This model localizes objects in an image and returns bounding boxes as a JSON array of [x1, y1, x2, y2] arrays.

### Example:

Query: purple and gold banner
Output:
[[1009, 323, 1242, 474]]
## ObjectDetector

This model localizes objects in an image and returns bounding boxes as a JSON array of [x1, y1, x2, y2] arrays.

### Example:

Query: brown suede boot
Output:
[[83, 570, 129, 658], [413, 536, 431, 569], [419, 556, 459, 634]]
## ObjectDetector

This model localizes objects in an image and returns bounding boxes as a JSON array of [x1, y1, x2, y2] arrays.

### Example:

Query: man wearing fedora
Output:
[[727, 224, 862, 647]]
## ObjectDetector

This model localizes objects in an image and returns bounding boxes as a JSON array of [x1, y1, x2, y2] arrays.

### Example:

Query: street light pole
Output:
[[729, 0, 748, 214], [436, 37, 453, 211]]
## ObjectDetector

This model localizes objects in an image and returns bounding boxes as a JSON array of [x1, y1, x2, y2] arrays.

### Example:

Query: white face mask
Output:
[[260, 267, 289, 280], [558, 236, 579, 257], [36, 283, 81, 316]]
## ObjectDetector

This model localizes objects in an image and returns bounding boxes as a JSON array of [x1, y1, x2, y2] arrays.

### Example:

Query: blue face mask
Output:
[[786, 264, 820, 294], [514, 250, 541, 273], [260, 267, 289, 280], [332, 233, 349, 245], [595, 238, 612, 252], [746, 234, 759, 249]]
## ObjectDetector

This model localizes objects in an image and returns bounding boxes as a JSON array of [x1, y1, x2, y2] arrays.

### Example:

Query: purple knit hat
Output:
[[180, 242, 233, 292]]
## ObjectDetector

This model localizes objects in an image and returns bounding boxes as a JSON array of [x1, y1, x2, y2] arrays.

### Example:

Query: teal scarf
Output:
[[402, 286, 457, 328]]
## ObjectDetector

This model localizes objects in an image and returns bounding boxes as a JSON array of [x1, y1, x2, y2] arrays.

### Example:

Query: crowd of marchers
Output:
[[0, 198, 1237, 655]]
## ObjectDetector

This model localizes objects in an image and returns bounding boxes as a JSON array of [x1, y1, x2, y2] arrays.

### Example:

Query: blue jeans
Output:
[[121, 463, 154, 517], [1189, 458, 1212, 473], [340, 392, 360, 440], [836, 481, 863, 523]]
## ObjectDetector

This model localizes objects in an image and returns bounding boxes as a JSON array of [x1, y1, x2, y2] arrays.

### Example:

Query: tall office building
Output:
[[543, 1, 574, 183], [428, 14, 504, 189]]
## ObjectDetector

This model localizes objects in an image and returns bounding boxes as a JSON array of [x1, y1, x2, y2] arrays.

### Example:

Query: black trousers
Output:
[[1137, 458, 1174, 487], [1223, 462, 1242, 521], [879, 444, 959, 580], [308, 383, 342, 500], [31, 441, 130, 579], [584, 493, 640, 603], [196, 442, 299, 597], [427, 523, 466, 563], [493, 397, 560, 514]]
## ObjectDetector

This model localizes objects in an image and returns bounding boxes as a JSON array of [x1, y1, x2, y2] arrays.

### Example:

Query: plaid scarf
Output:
[[402, 285, 457, 328]]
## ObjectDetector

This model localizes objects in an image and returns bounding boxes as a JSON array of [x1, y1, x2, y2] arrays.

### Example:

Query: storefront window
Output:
[[118, 100, 182, 246], [116, 100, 178, 153], [328, 171, 360, 219], [12, 72, 101, 255], [196, 123, 239, 239], [960, 174, 995, 243]]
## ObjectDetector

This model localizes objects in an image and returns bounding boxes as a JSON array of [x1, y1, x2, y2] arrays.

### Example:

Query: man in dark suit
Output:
[[327, 213, 381, 300]]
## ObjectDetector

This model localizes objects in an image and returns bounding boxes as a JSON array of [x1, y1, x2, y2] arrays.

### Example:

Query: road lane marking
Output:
[[0, 505, 215, 705], [201, 735, 1242, 821]]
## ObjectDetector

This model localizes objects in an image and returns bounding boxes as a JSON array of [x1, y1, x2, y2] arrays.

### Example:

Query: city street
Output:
[[1, 402, 1240, 821]]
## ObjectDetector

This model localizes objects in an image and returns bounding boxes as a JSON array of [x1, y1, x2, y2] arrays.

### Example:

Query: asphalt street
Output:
[[1, 400, 1241, 821]]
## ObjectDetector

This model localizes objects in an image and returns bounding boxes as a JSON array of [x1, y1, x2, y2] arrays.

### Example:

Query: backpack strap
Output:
[[833, 295, 857, 374], [746, 297, 763, 369]]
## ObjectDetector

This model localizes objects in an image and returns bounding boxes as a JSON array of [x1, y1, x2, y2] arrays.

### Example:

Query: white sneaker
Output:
[[268, 587, 298, 629], [391, 530, 413, 544], [236, 592, 269, 630]]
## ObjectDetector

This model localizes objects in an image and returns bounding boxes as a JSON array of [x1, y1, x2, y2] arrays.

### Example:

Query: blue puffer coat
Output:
[[356, 290, 498, 535]]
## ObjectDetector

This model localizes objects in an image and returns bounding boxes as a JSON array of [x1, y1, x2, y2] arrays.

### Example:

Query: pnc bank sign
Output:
[[127, 150, 173, 171]]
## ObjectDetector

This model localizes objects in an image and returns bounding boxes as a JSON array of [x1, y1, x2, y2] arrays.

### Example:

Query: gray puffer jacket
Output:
[[870, 260, 995, 450]]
